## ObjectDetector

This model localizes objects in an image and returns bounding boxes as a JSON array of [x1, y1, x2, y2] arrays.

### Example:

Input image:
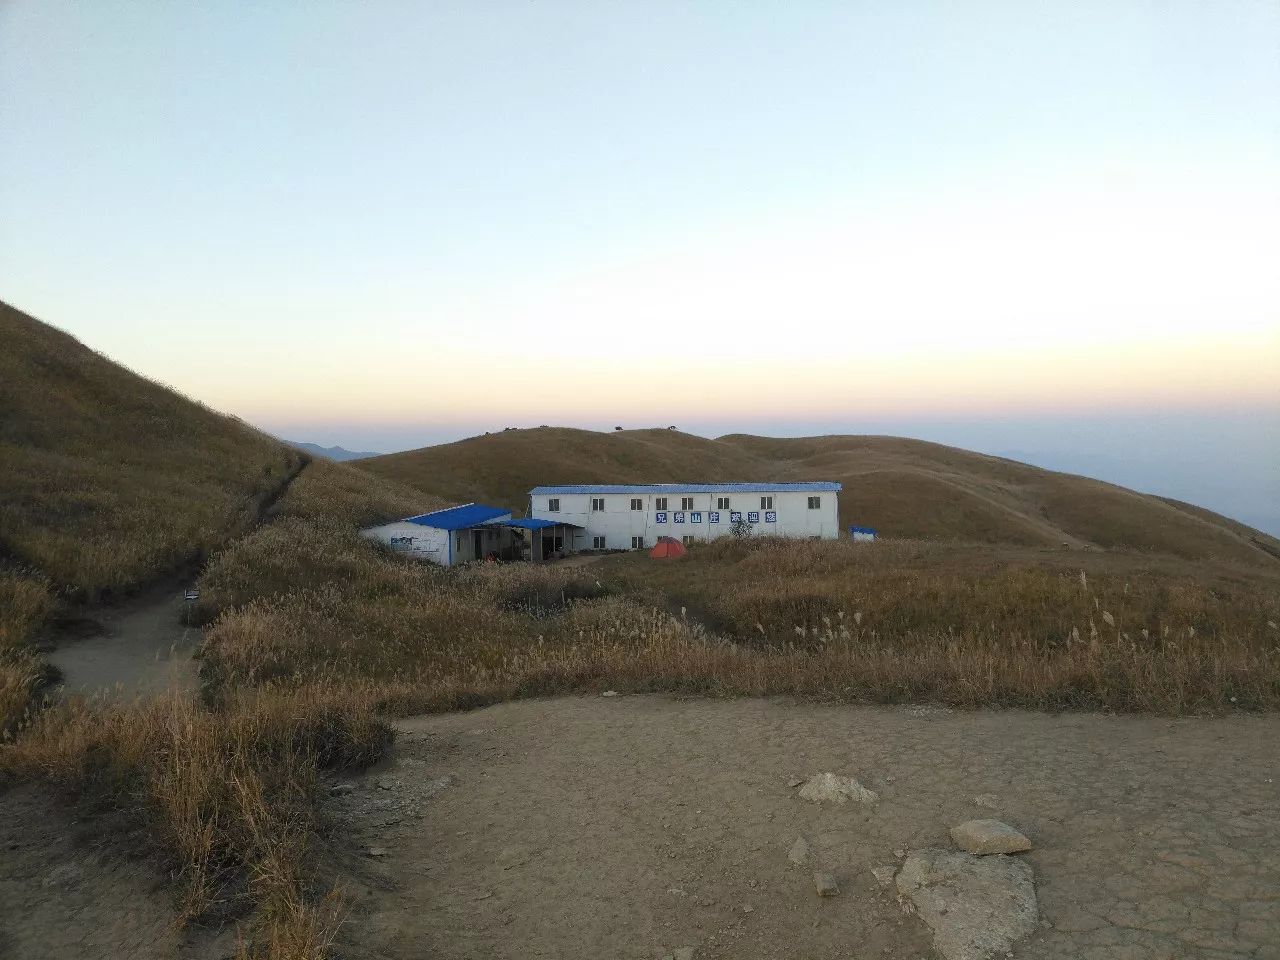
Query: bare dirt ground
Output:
[[45, 579, 201, 700], [0, 784, 230, 960], [329, 695, 1280, 960]]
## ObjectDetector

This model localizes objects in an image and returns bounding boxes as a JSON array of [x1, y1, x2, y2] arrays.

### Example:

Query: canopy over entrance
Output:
[[649, 536, 687, 560]]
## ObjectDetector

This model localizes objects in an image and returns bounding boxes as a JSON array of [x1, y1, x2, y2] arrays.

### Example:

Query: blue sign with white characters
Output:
[[747, 511, 759, 523], [690, 511, 702, 523], [764, 510, 777, 523], [655, 512, 667, 523], [674, 511, 685, 524], [708, 511, 720, 523], [730, 511, 743, 523]]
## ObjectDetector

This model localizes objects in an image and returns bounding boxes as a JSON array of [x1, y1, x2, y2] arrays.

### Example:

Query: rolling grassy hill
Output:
[[361, 426, 1280, 566], [0, 299, 303, 598]]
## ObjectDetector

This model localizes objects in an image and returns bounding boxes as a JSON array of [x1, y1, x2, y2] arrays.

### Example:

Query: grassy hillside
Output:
[[361, 427, 1280, 565], [0, 300, 302, 597]]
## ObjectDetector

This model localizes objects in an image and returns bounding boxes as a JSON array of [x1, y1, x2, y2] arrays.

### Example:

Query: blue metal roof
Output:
[[849, 525, 878, 535], [404, 503, 511, 530], [529, 482, 842, 495], [499, 518, 583, 530]]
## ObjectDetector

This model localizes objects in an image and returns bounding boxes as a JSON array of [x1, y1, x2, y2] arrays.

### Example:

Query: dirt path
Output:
[[45, 578, 202, 700], [41, 459, 310, 701], [328, 696, 1280, 960]]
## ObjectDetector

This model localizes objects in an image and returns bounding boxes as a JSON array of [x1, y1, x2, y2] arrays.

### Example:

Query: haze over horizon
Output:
[[2, 2, 1276, 533]]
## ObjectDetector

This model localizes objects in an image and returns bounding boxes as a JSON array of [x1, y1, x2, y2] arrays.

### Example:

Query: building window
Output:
[[593, 535, 607, 549], [631, 536, 645, 549], [655, 496, 668, 511], [630, 498, 643, 510], [760, 495, 773, 510], [591, 497, 605, 511], [716, 496, 731, 510], [807, 496, 822, 509], [682, 535, 695, 546], [547, 498, 560, 512], [681, 496, 694, 511]]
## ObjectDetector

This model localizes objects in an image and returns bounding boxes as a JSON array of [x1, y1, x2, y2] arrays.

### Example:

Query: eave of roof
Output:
[[528, 482, 842, 495]]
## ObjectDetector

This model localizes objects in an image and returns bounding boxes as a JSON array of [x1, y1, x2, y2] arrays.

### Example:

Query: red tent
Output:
[[649, 536, 687, 560]]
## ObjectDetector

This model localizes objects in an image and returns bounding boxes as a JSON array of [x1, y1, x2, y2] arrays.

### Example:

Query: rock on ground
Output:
[[950, 819, 1032, 855], [870, 864, 896, 888], [787, 836, 810, 866], [796, 772, 878, 805], [895, 848, 1038, 960], [813, 872, 839, 897]]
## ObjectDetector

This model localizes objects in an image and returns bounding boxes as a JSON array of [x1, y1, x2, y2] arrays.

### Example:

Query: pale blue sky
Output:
[[2, 2, 1277, 530]]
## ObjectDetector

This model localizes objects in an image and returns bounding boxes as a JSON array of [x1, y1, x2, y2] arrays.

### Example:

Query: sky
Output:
[[2, 2, 1277, 532]]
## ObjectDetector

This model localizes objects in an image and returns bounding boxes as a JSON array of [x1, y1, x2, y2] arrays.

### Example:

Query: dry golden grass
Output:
[[0, 571, 55, 735], [0, 301, 301, 598], [198, 520, 1280, 715], [0, 684, 387, 947], [361, 426, 1280, 564]]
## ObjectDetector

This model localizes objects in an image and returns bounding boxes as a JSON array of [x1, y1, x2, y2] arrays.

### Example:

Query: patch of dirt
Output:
[[331, 696, 1280, 960], [0, 784, 230, 960], [44, 580, 201, 700]]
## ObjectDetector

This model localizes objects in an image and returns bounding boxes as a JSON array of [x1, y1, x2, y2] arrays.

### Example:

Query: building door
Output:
[[472, 530, 483, 560]]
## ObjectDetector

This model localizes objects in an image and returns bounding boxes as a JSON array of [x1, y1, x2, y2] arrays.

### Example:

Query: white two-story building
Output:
[[527, 482, 841, 551]]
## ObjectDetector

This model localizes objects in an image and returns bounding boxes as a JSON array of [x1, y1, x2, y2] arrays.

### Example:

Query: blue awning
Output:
[[499, 518, 583, 530]]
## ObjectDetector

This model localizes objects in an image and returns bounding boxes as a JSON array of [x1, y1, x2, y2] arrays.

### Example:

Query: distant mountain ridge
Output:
[[288, 441, 380, 462]]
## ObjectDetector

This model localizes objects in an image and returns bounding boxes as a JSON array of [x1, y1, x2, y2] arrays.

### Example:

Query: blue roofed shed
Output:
[[361, 502, 516, 565]]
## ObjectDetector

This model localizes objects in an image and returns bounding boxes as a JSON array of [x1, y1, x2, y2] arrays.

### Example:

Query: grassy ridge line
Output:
[[360, 426, 1280, 565]]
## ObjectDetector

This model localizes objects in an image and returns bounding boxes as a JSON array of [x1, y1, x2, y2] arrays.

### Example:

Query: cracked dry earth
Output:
[[330, 696, 1279, 960]]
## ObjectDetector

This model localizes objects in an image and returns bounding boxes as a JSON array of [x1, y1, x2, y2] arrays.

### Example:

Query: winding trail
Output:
[[44, 457, 309, 700], [45, 577, 202, 699]]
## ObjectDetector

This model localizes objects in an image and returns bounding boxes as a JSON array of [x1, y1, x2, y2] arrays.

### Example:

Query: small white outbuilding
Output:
[[360, 503, 514, 566]]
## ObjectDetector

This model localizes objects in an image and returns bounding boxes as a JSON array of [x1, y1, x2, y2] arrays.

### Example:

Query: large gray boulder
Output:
[[950, 819, 1032, 855], [896, 848, 1038, 960]]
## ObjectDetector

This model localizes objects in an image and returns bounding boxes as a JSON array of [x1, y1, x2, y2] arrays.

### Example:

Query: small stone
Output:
[[366, 846, 389, 858], [797, 772, 878, 805], [972, 793, 999, 809], [787, 836, 810, 866], [330, 782, 356, 796], [893, 848, 906, 858], [787, 776, 804, 788], [376, 777, 396, 791], [950, 820, 1031, 856], [601, 690, 619, 697], [741, 903, 754, 914], [871, 865, 896, 888], [814, 872, 839, 897], [668, 887, 687, 897]]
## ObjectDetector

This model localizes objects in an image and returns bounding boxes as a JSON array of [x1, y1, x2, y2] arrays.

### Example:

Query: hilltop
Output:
[[0, 301, 423, 598], [361, 426, 1280, 565], [0, 300, 306, 596]]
